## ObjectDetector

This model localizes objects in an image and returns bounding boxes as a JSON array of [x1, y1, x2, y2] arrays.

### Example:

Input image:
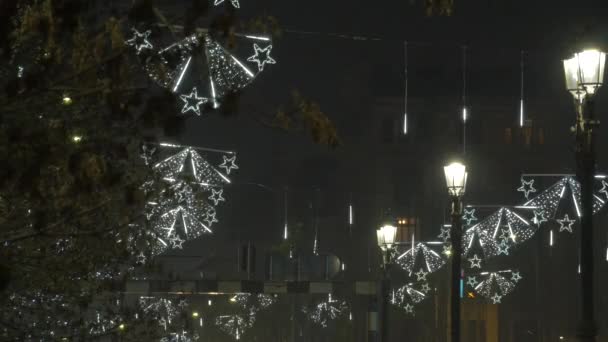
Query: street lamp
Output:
[[444, 161, 467, 342], [376, 221, 397, 342], [563, 48, 606, 342]]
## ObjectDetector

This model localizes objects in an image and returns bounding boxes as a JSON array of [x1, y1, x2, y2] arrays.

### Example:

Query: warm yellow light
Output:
[[444, 249, 452, 256], [62, 95, 73, 106], [376, 224, 397, 249], [118, 324, 126, 330], [229, 296, 237, 303], [72, 135, 82, 143], [192, 311, 199, 318]]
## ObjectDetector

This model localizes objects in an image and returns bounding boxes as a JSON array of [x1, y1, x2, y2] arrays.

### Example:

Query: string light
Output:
[[247, 44, 277, 72], [403, 41, 409, 135], [520, 50, 525, 127]]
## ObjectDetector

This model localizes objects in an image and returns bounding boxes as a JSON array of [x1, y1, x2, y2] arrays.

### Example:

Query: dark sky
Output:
[[166, 0, 608, 259]]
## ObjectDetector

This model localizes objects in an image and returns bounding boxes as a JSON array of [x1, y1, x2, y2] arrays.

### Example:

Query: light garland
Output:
[[391, 283, 428, 316], [517, 178, 537, 199]]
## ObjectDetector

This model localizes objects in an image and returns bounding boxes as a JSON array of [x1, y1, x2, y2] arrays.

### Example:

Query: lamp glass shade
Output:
[[563, 49, 606, 97], [377, 225, 397, 248], [444, 162, 467, 197]]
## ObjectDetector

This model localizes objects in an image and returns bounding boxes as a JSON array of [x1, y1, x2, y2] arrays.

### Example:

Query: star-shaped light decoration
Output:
[[214, 0, 240, 8], [497, 241, 510, 255], [140, 145, 157, 166], [468, 254, 482, 269], [532, 210, 548, 226], [204, 209, 219, 226], [404, 303, 414, 314], [467, 276, 478, 287], [600, 180, 608, 199], [511, 271, 523, 283], [247, 44, 277, 72], [414, 268, 428, 282], [491, 294, 503, 304], [438, 227, 451, 242], [420, 283, 431, 293], [209, 188, 225, 205], [126, 28, 153, 54], [170, 236, 185, 249], [180, 87, 209, 116], [219, 155, 239, 175], [442, 244, 452, 256], [517, 178, 537, 199], [462, 208, 478, 226], [557, 214, 576, 233]]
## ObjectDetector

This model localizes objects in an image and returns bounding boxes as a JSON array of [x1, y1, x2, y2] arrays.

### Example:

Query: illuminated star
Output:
[[557, 214, 576, 233], [511, 271, 522, 283], [214, 0, 240, 8], [247, 44, 276, 72], [442, 244, 452, 256], [462, 209, 478, 225], [414, 268, 428, 282], [499, 229, 511, 242], [421, 283, 431, 293], [180, 87, 208, 116], [517, 179, 537, 199], [125, 28, 153, 54], [491, 293, 502, 304], [600, 180, 608, 199], [204, 210, 218, 226], [404, 303, 414, 314], [171, 236, 185, 249], [209, 188, 225, 205], [532, 210, 547, 226], [468, 254, 482, 269], [140, 145, 156, 166], [219, 155, 239, 175], [438, 228, 451, 242], [136, 252, 146, 264], [467, 276, 478, 287], [497, 241, 510, 256]]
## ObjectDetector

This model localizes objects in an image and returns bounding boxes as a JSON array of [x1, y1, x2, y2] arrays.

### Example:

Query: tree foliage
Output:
[[0, 0, 337, 340]]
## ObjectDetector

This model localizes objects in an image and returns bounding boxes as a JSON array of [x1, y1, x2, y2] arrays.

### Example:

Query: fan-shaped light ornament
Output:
[[305, 294, 349, 328], [139, 297, 188, 330], [468, 270, 522, 304], [214, 0, 240, 8], [160, 331, 199, 342], [463, 207, 533, 258], [391, 283, 428, 316], [396, 242, 447, 275], [128, 30, 271, 116], [216, 315, 252, 340]]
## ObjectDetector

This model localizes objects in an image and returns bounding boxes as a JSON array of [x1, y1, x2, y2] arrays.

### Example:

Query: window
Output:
[[504, 128, 512, 144]]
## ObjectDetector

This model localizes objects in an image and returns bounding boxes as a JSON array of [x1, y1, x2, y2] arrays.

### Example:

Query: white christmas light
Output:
[[126, 28, 153, 54], [468, 254, 482, 269], [557, 214, 576, 233], [214, 0, 240, 8], [396, 243, 446, 275], [517, 179, 537, 199], [180, 87, 209, 116], [305, 294, 349, 328], [219, 155, 239, 174], [462, 208, 478, 226], [247, 44, 277, 72]]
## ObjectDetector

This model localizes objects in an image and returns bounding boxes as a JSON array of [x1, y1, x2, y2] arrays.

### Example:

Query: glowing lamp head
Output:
[[118, 324, 126, 331], [62, 94, 73, 106], [192, 311, 199, 318], [376, 224, 397, 250], [563, 49, 606, 100], [444, 162, 467, 197]]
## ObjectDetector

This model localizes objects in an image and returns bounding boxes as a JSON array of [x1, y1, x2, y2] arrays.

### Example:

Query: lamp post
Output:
[[563, 49, 606, 342], [376, 222, 397, 342], [444, 162, 467, 342]]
